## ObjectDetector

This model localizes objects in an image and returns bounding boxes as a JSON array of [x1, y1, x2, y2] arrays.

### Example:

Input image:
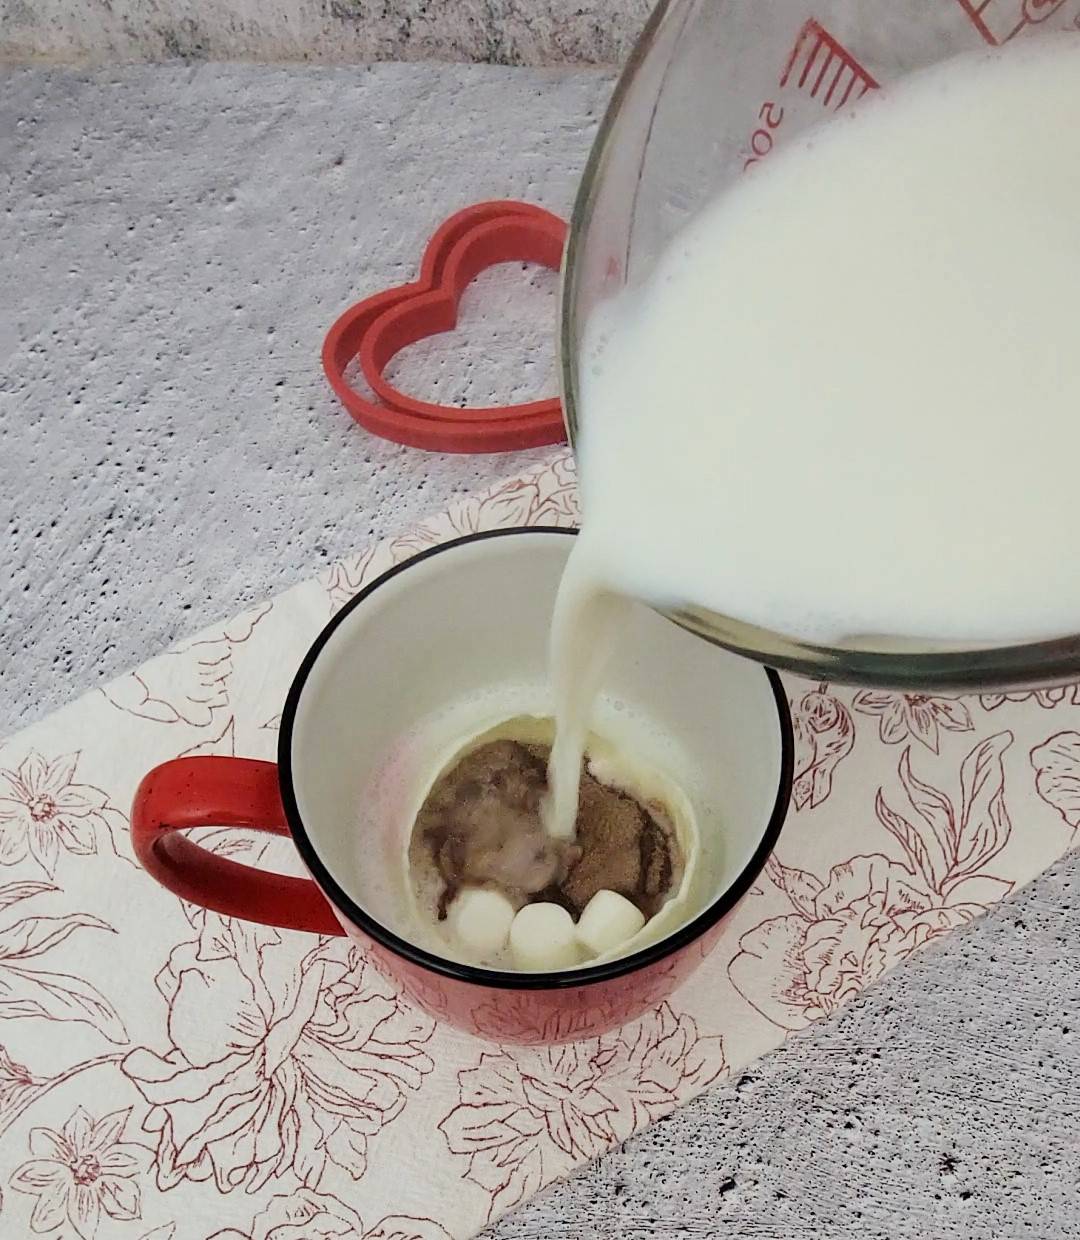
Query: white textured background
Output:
[[4, 60, 1080, 1239], [1, 0, 649, 65]]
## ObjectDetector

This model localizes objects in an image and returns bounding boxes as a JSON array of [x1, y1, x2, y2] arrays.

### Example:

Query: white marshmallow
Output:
[[509, 902, 580, 971], [446, 887, 516, 959], [576, 889, 646, 958]]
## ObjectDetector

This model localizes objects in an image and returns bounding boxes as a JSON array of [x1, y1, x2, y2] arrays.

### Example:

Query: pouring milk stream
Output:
[[543, 38, 1080, 838]]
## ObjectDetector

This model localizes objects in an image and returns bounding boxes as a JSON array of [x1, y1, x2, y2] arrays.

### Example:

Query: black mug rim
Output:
[[278, 526, 794, 991]]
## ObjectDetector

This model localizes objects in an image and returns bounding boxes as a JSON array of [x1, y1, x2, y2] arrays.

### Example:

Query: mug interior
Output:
[[280, 528, 791, 984]]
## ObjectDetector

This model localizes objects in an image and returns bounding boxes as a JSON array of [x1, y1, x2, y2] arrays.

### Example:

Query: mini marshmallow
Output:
[[509, 902, 580, 971], [576, 889, 646, 957], [446, 887, 516, 959]]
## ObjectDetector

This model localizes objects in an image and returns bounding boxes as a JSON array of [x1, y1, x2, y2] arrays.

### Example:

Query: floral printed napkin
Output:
[[1, 447, 1078, 1240]]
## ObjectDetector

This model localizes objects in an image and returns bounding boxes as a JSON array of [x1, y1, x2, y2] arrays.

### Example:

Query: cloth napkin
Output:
[[0, 448, 1076, 1240]]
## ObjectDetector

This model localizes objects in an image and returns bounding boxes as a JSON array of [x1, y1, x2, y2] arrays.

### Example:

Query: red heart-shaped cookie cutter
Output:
[[322, 201, 568, 453]]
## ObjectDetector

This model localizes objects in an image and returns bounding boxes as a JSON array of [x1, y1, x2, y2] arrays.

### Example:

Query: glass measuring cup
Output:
[[560, 0, 1080, 692]]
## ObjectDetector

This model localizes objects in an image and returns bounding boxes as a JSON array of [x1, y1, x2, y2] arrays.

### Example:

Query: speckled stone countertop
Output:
[[3, 62, 1078, 1239]]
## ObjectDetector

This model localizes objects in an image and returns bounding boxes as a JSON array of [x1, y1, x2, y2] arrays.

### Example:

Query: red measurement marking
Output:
[[780, 19, 879, 103], [743, 21, 877, 171], [955, 0, 1067, 44]]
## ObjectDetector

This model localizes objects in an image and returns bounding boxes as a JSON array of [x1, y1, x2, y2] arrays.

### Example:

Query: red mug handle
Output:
[[131, 756, 344, 936]]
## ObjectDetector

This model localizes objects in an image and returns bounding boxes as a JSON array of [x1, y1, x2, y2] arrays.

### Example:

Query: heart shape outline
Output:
[[322, 200, 568, 453]]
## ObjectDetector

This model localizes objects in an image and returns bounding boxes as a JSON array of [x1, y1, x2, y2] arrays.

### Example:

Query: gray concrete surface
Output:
[[1, 0, 650, 67], [3, 63, 1078, 1238]]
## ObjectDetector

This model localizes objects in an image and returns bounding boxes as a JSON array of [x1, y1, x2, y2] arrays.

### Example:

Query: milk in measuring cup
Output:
[[543, 37, 1080, 838]]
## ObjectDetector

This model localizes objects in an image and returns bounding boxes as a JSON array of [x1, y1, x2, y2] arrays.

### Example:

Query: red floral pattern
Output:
[[0, 1042, 42, 1123], [208, 1189, 452, 1240], [853, 691, 973, 753], [122, 923, 434, 1193], [438, 1003, 722, 1221], [981, 684, 1080, 712], [101, 606, 271, 727], [0, 752, 128, 878], [324, 542, 416, 616], [1031, 730, 1080, 833], [790, 686, 855, 811], [0, 879, 127, 1043], [729, 733, 1014, 1029], [179, 716, 236, 758], [10, 1106, 147, 1239], [2, 448, 1079, 1239]]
